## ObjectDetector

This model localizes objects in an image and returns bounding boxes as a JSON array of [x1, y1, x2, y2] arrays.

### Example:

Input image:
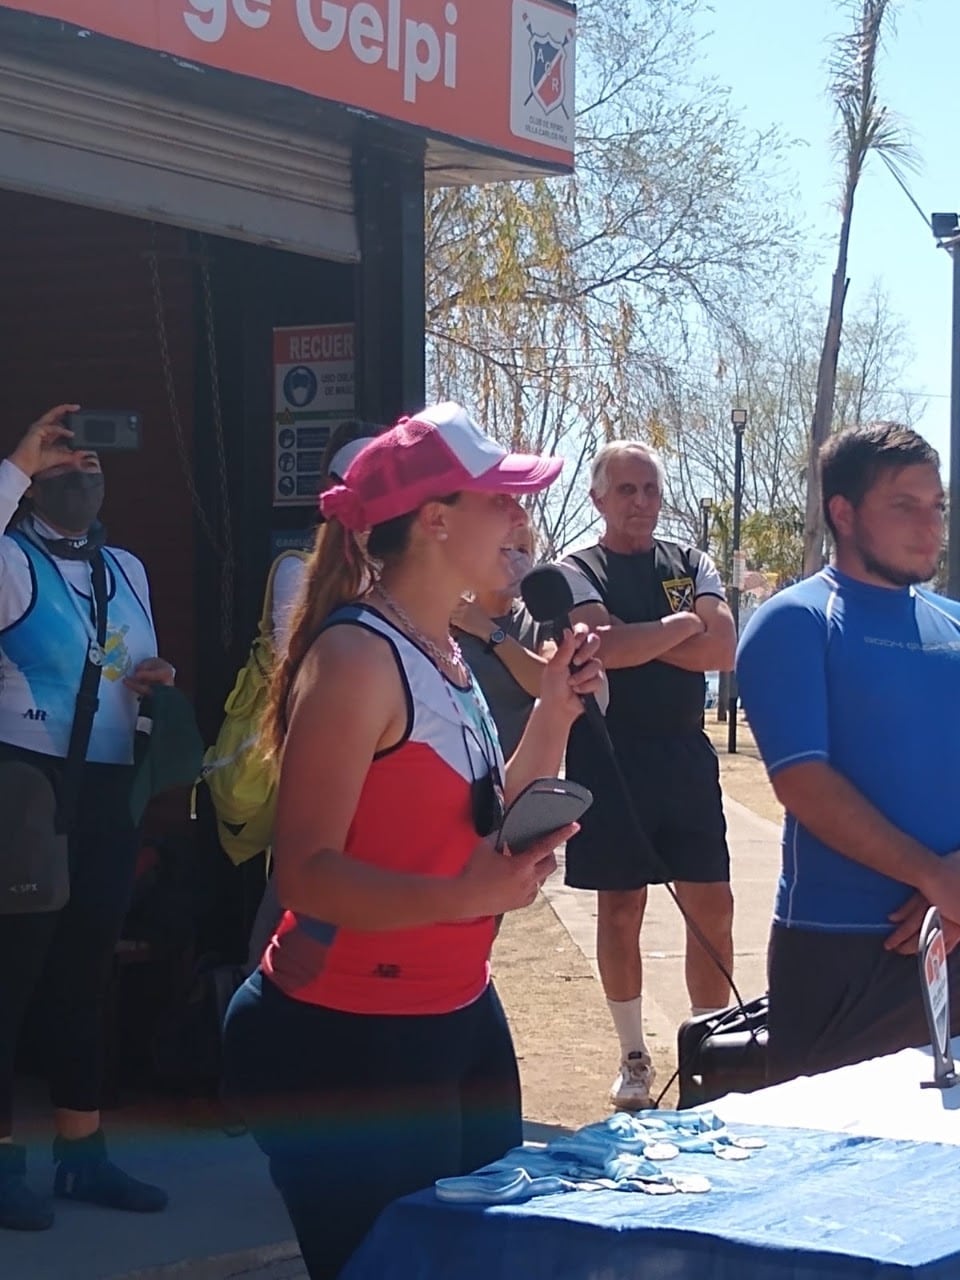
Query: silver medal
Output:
[[672, 1174, 711, 1194], [713, 1142, 751, 1161], [643, 1141, 679, 1161]]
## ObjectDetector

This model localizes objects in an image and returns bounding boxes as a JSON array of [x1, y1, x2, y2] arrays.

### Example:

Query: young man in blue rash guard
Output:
[[737, 422, 960, 1083]]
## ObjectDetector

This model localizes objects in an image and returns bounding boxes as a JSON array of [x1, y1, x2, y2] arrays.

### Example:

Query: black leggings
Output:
[[0, 755, 138, 1134], [223, 972, 522, 1280]]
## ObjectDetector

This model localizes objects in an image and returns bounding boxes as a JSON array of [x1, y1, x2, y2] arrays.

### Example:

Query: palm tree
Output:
[[802, 0, 916, 575]]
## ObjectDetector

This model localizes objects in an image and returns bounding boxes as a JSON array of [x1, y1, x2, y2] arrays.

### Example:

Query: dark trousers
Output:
[[223, 972, 522, 1280], [0, 756, 138, 1134], [767, 922, 960, 1085]]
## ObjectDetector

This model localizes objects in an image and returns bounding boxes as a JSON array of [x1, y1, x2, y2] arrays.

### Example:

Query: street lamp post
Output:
[[728, 408, 748, 754], [932, 213, 960, 599], [699, 497, 713, 553]]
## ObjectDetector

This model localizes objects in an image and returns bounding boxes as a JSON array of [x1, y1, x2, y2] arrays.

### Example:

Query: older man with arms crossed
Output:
[[566, 442, 736, 1109]]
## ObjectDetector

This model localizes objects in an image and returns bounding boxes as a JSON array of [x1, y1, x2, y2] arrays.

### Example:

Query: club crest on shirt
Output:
[[101, 624, 132, 683], [662, 577, 695, 613]]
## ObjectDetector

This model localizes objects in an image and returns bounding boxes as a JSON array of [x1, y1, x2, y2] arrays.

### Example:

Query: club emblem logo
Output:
[[523, 14, 571, 117], [662, 578, 695, 613]]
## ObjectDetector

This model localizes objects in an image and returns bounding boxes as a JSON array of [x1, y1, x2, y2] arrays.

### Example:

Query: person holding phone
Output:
[[222, 402, 603, 1280], [0, 406, 172, 1231]]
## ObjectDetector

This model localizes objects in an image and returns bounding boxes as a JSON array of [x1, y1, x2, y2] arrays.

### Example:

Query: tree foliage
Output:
[[655, 282, 918, 576], [426, 0, 799, 551], [425, 0, 920, 576]]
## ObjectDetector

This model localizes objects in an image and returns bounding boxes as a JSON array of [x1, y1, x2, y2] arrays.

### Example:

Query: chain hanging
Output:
[[148, 223, 235, 651], [199, 234, 235, 652]]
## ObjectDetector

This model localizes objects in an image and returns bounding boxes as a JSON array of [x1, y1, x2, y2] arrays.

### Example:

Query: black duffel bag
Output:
[[0, 546, 107, 914], [677, 995, 769, 1109]]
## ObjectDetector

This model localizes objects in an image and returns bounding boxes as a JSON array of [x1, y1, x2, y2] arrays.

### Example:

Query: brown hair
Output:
[[263, 390, 472, 756], [260, 419, 389, 754], [820, 422, 940, 539], [517, 509, 540, 557], [260, 499, 458, 757], [260, 517, 367, 756]]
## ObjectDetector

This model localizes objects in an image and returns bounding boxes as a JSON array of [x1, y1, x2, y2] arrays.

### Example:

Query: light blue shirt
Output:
[[0, 532, 156, 763]]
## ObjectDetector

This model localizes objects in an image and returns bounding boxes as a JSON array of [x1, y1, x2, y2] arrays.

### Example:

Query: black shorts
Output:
[[564, 731, 729, 891], [767, 923, 960, 1084]]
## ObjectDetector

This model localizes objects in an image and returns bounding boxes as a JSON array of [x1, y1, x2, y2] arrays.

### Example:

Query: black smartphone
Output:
[[495, 777, 593, 854], [65, 410, 142, 452]]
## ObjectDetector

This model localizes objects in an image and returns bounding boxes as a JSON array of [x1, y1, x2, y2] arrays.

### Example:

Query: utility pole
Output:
[[932, 214, 960, 599], [727, 408, 747, 754], [699, 497, 713, 553]]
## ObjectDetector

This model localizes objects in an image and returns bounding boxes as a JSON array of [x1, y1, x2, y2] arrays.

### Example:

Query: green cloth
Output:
[[129, 686, 205, 824]]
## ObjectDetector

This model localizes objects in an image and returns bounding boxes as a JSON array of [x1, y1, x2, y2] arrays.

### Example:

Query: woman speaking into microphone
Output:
[[223, 403, 602, 1279]]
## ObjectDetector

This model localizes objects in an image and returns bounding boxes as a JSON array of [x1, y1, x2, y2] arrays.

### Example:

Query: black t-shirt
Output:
[[563, 541, 725, 740]]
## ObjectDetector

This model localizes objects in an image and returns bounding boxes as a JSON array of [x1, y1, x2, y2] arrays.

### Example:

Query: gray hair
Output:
[[590, 441, 666, 498]]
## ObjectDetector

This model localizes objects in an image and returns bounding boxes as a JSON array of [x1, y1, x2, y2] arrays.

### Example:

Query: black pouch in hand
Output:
[[0, 545, 108, 915], [0, 761, 68, 914]]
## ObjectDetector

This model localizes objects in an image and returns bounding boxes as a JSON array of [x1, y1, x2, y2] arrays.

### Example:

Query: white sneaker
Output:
[[609, 1051, 656, 1111]]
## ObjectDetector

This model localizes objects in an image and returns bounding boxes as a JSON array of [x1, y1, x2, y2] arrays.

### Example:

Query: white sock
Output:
[[607, 997, 648, 1060], [691, 1005, 724, 1018]]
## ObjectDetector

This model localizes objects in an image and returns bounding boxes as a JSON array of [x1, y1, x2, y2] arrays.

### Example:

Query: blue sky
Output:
[[694, 0, 954, 465]]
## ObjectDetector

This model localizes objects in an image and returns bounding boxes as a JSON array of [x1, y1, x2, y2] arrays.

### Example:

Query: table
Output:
[[340, 1041, 960, 1280], [713, 1037, 960, 1145]]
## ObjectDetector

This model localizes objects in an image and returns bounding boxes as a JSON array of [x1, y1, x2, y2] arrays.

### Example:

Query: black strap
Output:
[[56, 549, 108, 833], [29, 520, 107, 562]]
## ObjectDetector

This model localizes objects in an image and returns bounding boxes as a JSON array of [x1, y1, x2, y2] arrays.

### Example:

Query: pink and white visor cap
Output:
[[320, 402, 563, 532]]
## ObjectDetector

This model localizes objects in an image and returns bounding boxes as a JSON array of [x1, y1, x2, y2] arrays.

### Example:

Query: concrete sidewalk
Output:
[[1, 794, 781, 1280], [2, 1109, 295, 1280], [541, 795, 781, 1046], [1, 1118, 571, 1280]]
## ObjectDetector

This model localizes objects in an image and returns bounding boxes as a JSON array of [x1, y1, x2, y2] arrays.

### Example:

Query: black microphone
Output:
[[520, 564, 609, 741]]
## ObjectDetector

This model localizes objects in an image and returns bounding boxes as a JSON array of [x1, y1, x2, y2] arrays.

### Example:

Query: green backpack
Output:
[[198, 551, 306, 865]]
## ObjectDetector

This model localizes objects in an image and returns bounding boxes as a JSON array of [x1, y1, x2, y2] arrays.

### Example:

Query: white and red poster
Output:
[[272, 323, 355, 508]]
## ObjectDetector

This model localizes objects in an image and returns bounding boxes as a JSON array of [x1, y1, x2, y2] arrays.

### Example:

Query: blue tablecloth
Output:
[[340, 1124, 960, 1280]]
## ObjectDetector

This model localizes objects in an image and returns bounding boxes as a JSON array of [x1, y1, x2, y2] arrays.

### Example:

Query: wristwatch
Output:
[[484, 627, 507, 654]]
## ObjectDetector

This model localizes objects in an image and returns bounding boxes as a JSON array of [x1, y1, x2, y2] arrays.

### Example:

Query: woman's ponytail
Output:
[[261, 518, 365, 756]]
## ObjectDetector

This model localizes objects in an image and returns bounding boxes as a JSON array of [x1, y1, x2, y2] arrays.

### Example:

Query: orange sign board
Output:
[[3, 0, 576, 167]]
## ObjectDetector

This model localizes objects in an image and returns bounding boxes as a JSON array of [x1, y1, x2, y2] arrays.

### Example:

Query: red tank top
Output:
[[263, 604, 503, 1015]]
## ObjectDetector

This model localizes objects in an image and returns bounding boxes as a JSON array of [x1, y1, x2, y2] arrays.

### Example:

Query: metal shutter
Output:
[[0, 51, 358, 263]]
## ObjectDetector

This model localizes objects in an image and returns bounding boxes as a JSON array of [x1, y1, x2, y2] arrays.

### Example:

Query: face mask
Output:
[[504, 548, 535, 597], [32, 471, 105, 533]]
